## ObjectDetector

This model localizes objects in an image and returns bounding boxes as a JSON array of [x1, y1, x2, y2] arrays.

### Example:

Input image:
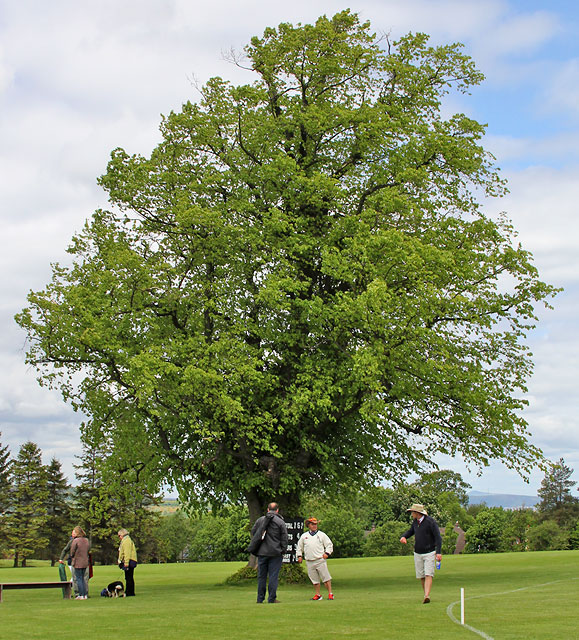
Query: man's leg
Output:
[[421, 552, 435, 603], [267, 555, 283, 603], [324, 579, 332, 595], [423, 575, 433, 598], [256, 556, 268, 603]]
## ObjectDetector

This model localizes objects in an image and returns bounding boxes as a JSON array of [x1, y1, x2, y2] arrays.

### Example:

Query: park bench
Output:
[[0, 580, 72, 602]]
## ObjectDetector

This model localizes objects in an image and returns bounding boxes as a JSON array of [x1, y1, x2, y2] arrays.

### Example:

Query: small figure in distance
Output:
[[400, 503, 442, 604], [297, 517, 335, 601]]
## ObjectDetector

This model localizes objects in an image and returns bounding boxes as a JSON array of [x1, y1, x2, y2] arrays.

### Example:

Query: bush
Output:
[[528, 520, 568, 551], [224, 562, 308, 585], [363, 521, 413, 557], [465, 509, 507, 553], [442, 521, 458, 555]]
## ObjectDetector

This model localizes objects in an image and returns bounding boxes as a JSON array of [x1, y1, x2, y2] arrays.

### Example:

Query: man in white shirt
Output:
[[297, 517, 335, 601]]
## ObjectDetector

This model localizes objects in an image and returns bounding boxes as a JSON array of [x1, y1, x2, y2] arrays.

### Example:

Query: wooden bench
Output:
[[0, 581, 72, 602]]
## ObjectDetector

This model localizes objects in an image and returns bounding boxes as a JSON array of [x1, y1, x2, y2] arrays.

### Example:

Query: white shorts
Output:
[[306, 558, 332, 584], [414, 551, 436, 579]]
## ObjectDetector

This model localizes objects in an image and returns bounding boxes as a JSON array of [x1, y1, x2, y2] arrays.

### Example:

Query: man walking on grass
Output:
[[252, 502, 288, 603], [297, 517, 334, 601], [400, 503, 442, 604]]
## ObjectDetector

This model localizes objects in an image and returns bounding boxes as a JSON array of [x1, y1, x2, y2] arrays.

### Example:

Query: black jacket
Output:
[[251, 512, 288, 557], [403, 514, 442, 554]]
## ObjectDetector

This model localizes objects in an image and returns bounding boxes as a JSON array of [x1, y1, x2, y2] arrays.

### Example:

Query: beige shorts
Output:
[[306, 558, 332, 584], [414, 551, 436, 579]]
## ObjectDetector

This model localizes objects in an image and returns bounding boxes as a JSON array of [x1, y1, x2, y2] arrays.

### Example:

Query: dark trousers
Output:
[[257, 555, 283, 603], [124, 567, 135, 596]]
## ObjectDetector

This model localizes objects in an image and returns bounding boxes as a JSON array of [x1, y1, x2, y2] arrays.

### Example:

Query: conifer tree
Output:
[[42, 457, 72, 565], [5, 441, 49, 566], [0, 432, 12, 554], [537, 458, 579, 526]]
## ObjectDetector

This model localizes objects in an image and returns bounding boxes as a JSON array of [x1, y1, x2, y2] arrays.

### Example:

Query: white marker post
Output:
[[460, 588, 465, 625]]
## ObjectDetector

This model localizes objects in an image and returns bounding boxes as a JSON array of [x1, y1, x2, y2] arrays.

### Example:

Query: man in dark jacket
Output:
[[400, 503, 442, 604], [252, 502, 288, 603]]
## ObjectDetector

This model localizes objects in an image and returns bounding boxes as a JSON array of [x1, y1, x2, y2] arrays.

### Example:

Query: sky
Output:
[[0, 0, 578, 498]]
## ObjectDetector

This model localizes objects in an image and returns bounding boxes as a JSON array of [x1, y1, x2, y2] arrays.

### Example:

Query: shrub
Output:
[[528, 520, 569, 551], [363, 521, 413, 557], [224, 562, 308, 585]]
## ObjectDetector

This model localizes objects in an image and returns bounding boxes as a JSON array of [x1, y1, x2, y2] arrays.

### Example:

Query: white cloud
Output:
[[544, 58, 579, 119], [0, 45, 14, 93], [483, 11, 560, 57]]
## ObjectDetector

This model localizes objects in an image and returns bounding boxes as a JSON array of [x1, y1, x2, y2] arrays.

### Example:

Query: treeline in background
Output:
[[1, 431, 578, 566]]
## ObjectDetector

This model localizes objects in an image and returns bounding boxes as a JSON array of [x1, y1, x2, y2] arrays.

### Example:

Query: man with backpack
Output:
[[251, 502, 288, 603]]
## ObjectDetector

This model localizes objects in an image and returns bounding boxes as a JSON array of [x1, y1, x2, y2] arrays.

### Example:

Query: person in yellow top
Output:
[[117, 528, 138, 596]]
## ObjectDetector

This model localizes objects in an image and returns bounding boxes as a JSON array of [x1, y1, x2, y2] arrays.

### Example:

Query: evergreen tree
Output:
[[0, 432, 12, 554], [0, 431, 10, 513], [73, 439, 161, 563], [5, 441, 49, 566], [41, 457, 72, 565], [537, 458, 579, 526]]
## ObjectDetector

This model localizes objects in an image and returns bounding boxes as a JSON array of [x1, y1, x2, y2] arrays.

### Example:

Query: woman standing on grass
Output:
[[118, 528, 138, 597], [70, 526, 90, 600]]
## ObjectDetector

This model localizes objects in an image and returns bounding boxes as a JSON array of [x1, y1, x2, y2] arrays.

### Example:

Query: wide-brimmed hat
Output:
[[406, 504, 428, 515], [305, 517, 320, 525]]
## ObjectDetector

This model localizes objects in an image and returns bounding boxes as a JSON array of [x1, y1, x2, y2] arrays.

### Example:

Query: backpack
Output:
[[246, 515, 274, 555]]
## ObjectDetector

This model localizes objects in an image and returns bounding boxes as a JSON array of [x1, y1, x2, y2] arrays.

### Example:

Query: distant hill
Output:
[[468, 490, 540, 510]]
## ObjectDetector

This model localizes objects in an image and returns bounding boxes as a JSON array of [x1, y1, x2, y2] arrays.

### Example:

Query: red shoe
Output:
[[311, 594, 323, 600], [328, 593, 334, 600]]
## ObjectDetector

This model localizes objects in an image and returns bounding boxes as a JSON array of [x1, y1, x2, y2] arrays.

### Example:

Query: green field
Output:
[[1, 552, 577, 639]]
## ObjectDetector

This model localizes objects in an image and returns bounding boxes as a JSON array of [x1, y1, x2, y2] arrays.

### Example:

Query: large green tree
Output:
[[16, 12, 556, 522]]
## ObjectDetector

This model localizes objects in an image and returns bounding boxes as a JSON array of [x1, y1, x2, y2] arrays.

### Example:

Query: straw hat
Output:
[[406, 504, 428, 515]]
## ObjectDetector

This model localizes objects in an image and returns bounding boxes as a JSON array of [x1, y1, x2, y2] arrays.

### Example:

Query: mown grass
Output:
[[1, 551, 577, 639]]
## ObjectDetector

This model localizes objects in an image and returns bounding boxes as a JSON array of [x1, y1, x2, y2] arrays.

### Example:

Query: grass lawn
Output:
[[1, 551, 577, 639]]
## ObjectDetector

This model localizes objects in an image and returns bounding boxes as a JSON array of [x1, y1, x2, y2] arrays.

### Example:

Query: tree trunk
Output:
[[246, 489, 265, 526]]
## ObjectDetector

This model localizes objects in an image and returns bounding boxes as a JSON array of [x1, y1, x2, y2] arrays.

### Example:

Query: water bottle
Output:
[[436, 560, 441, 570]]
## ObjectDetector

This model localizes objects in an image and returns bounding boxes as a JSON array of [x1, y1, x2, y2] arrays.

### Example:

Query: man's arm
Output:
[[322, 533, 333, 557], [400, 523, 414, 544], [432, 519, 443, 557], [297, 533, 305, 562], [250, 516, 263, 537], [279, 519, 289, 553], [58, 538, 72, 563]]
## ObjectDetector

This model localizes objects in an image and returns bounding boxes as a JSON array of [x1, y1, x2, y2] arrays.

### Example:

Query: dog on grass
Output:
[[100, 580, 125, 597]]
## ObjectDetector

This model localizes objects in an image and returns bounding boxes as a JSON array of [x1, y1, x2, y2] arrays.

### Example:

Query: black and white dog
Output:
[[100, 580, 125, 597]]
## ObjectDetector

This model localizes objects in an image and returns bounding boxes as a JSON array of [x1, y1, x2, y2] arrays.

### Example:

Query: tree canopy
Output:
[[16, 11, 556, 521]]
